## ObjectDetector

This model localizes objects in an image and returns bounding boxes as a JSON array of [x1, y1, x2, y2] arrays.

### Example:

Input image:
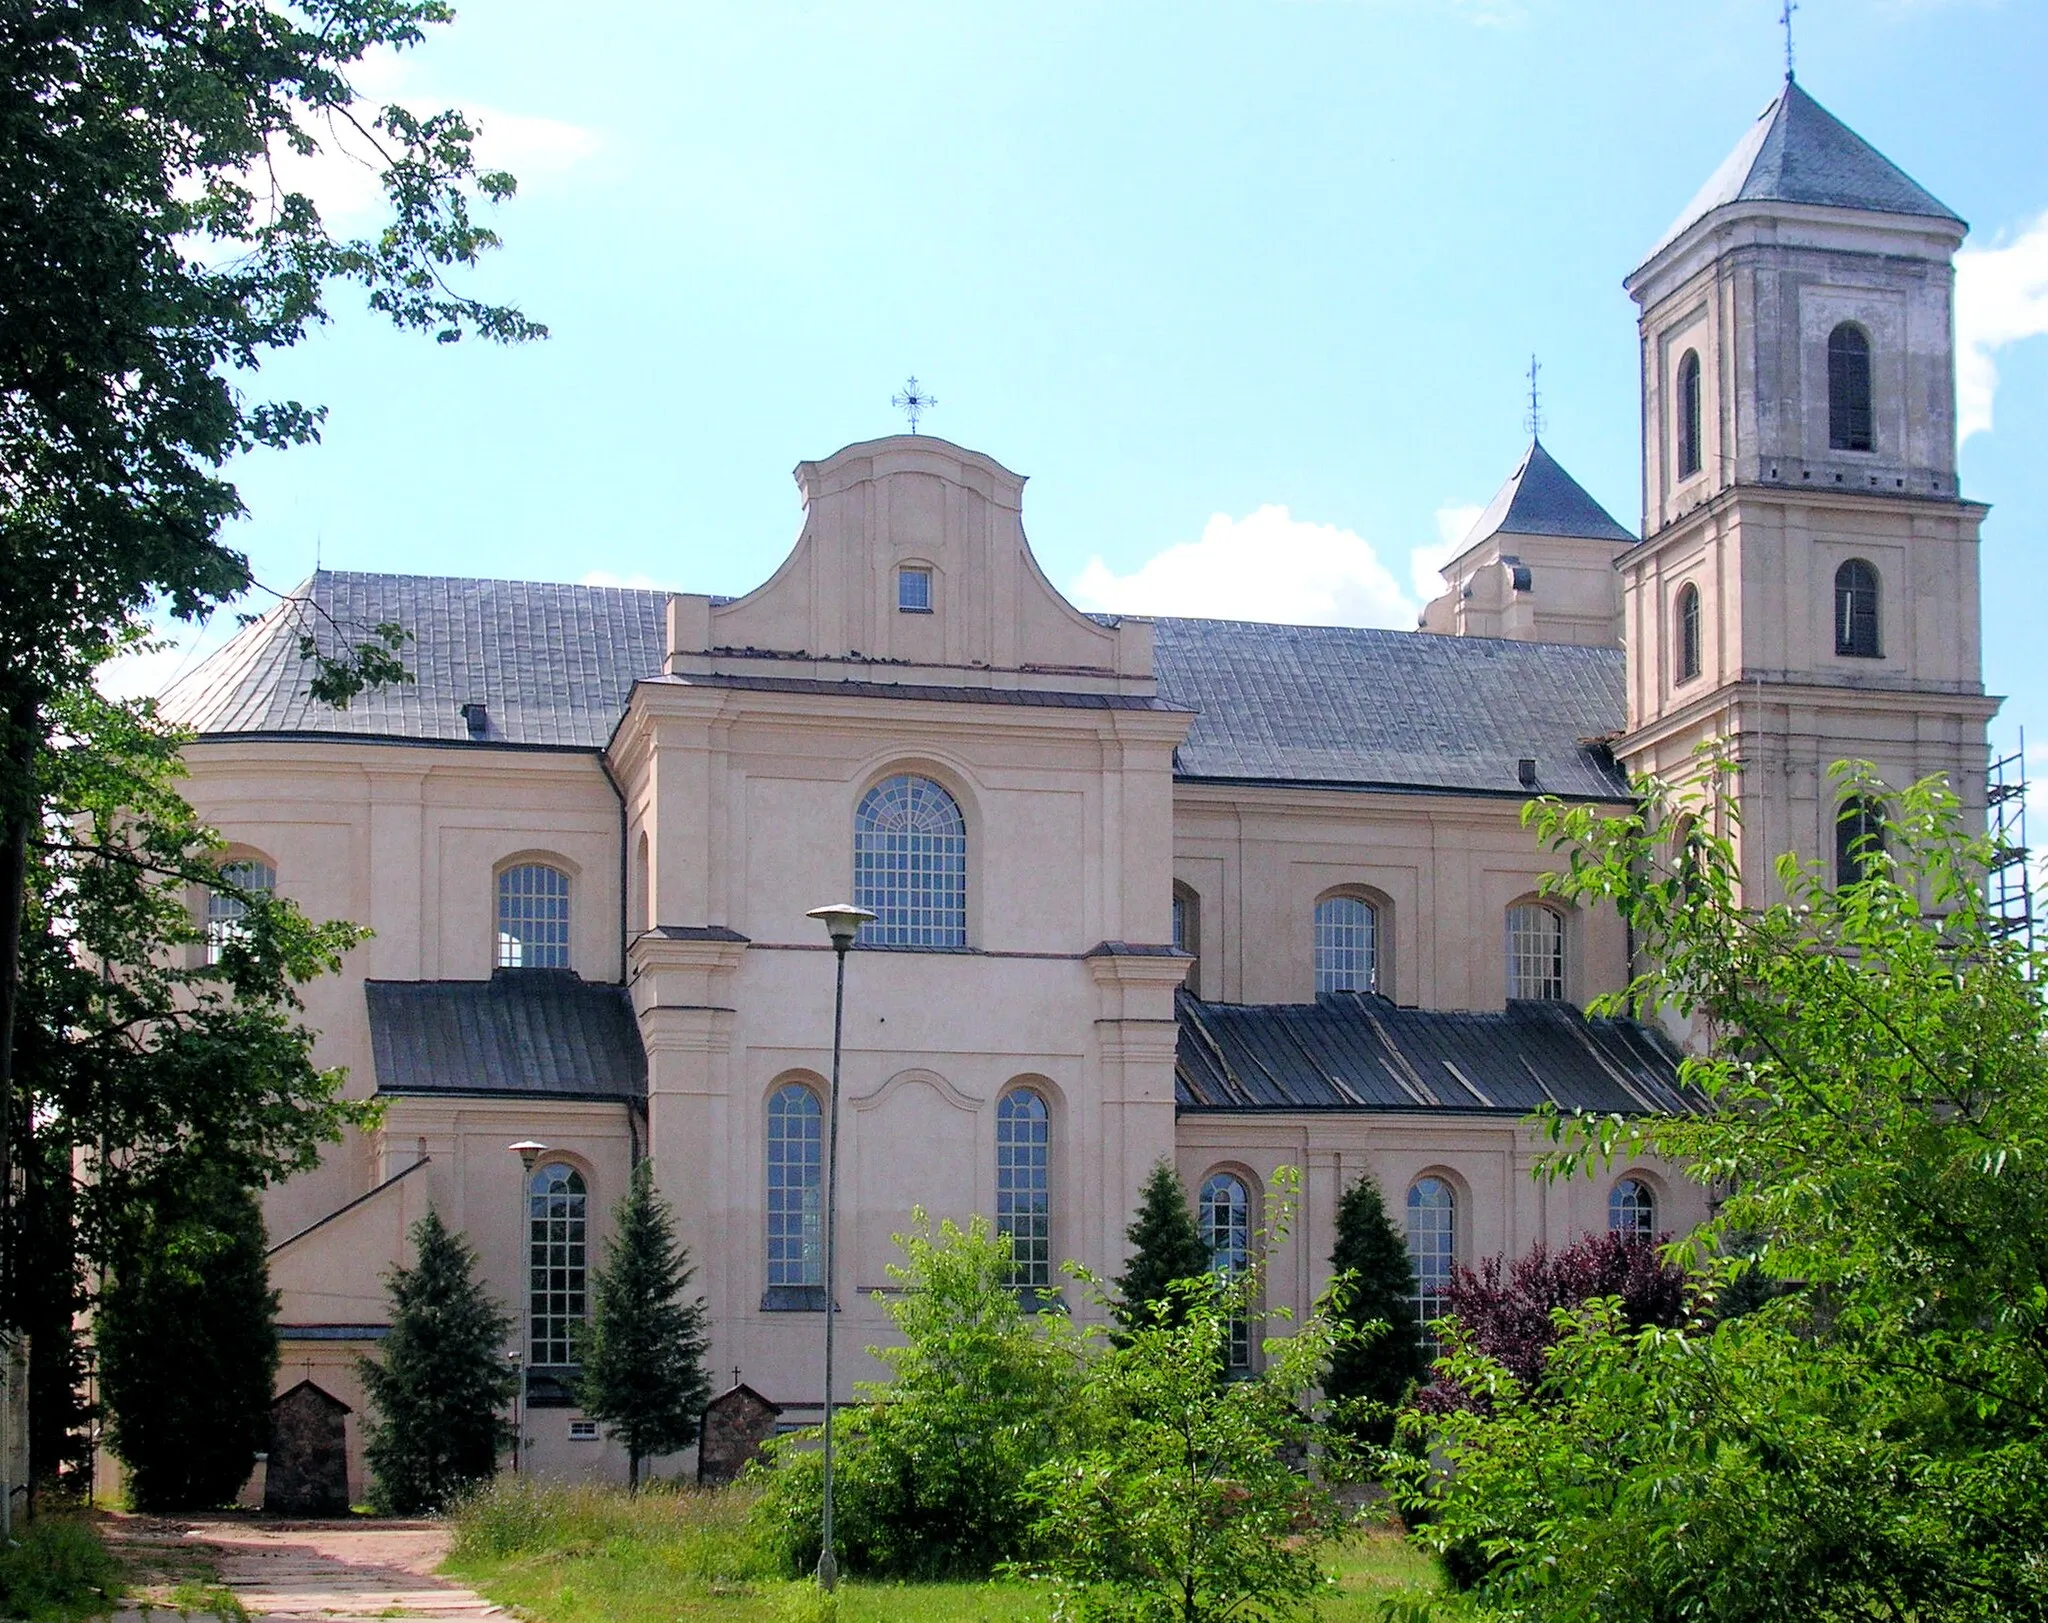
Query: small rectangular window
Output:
[[568, 1420, 599, 1442], [897, 566, 933, 613]]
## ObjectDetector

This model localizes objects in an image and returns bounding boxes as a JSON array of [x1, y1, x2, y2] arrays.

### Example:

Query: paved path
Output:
[[107, 1518, 502, 1623]]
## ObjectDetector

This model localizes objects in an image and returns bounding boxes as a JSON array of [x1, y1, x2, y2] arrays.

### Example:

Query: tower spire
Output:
[[1524, 354, 1544, 439], [1780, 0, 1797, 81]]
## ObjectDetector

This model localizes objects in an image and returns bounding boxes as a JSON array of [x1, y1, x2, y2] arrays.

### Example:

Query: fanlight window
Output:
[[1836, 797, 1887, 889], [1313, 894, 1379, 994], [1828, 323, 1874, 452], [497, 863, 570, 969], [528, 1162, 587, 1366], [1676, 349, 1703, 479], [1609, 1178, 1656, 1237], [206, 859, 275, 965], [1505, 904, 1566, 1002], [996, 1088, 1052, 1290], [1406, 1177, 1456, 1339], [766, 1084, 823, 1287], [1675, 582, 1702, 684], [854, 775, 967, 947], [1834, 559, 1881, 658], [1199, 1172, 1252, 1370]]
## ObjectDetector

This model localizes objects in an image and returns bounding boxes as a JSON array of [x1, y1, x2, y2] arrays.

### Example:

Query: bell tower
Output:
[[1613, 78, 2000, 896]]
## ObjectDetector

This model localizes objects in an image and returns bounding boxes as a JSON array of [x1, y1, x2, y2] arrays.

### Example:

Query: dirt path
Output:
[[104, 1516, 502, 1623]]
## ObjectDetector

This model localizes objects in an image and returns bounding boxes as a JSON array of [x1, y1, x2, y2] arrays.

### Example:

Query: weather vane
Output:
[[891, 376, 937, 434], [1781, 0, 1797, 81], [1525, 353, 1545, 439]]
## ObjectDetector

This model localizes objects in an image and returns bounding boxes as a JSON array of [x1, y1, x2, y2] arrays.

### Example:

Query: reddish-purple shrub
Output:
[[1413, 1230, 1688, 1412]]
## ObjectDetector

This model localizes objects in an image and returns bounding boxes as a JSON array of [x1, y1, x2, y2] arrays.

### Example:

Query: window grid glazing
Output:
[[1676, 583, 1701, 683], [497, 864, 571, 969], [854, 775, 967, 947], [1199, 1173, 1252, 1370], [528, 1163, 587, 1366], [1314, 894, 1378, 994], [996, 1089, 1051, 1288], [898, 567, 932, 611], [1609, 1178, 1655, 1237], [1505, 905, 1566, 1002], [1406, 1177, 1456, 1345], [1676, 350, 1702, 479], [766, 1084, 823, 1287], [1834, 559, 1881, 657], [206, 860, 275, 965], [1836, 798, 1887, 889]]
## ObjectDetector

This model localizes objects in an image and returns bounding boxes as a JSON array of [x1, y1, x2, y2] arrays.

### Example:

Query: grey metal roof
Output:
[[365, 969, 647, 1100], [1152, 619, 1629, 799], [1461, 439, 1635, 548], [1176, 991, 1695, 1116], [1647, 79, 1962, 263]]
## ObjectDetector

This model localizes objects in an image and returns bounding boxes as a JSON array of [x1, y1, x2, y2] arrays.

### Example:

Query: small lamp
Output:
[[509, 1139, 548, 1172], [805, 903, 876, 951]]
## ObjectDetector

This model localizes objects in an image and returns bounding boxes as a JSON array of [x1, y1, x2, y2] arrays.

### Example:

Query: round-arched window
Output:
[[1199, 1172, 1253, 1369], [1834, 558, 1881, 658], [1314, 894, 1379, 995], [1675, 582, 1702, 684], [1505, 904, 1566, 1002], [528, 1162, 587, 1366], [1676, 350, 1703, 479], [206, 858, 276, 965], [1828, 323, 1874, 452], [1406, 1177, 1456, 1335], [996, 1088, 1052, 1289], [767, 1083, 823, 1288], [854, 775, 967, 947], [1609, 1177, 1656, 1237], [498, 863, 571, 968]]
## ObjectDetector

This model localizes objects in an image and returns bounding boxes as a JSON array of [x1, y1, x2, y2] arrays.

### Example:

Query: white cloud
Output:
[[1068, 505, 1422, 629], [1955, 210, 2048, 441], [94, 615, 239, 702], [1408, 501, 1482, 604]]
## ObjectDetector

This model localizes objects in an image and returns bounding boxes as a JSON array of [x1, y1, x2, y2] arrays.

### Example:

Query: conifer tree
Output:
[[576, 1162, 711, 1489], [1324, 1170, 1426, 1445], [98, 1165, 278, 1509], [1112, 1160, 1212, 1332], [360, 1209, 514, 1513]]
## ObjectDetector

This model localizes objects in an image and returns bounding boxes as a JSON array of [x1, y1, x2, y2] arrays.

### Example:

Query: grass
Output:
[[0, 1515, 125, 1623], [443, 1478, 1453, 1623]]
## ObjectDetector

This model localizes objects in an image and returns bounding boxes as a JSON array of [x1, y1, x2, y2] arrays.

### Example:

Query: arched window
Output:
[[1406, 1177, 1457, 1337], [1505, 904, 1566, 1002], [767, 1084, 823, 1288], [206, 858, 275, 965], [497, 863, 571, 969], [1675, 582, 1702, 684], [1836, 796, 1887, 889], [1828, 323, 1874, 452], [854, 774, 967, 947], [528, 1162, 587, 1367], [1834, 559, 1881, 658], [1609, 1177, 1656, 1237], [996, 1088, 1052, 1290], [1198, 1172, 1252, 1370], [1314, 894, 1379, 994], [1676, 349, 1702, 479], [1171, 882, 1201, 998]]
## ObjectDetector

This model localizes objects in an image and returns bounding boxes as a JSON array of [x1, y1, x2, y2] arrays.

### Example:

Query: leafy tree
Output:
[[97, 1166, 279, 1510], [361, 1209, 514, 1514], [1112, 1160, 1211, 1334], [1323, 1169, 1427, 1446], [1388, 763, 2048, 1620], [750, 1211, 1086, 1579], [576, 1162, 711, 1490], [1021, 1168, 1355, 1623]]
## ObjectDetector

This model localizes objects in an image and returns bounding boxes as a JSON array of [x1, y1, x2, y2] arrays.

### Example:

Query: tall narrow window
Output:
[[1828, 323, 1874, 451], [1199, 1172, 1252, 1370], [206, 859, 276, 965], [1609, 1177, 1656, 1237], [1675, 582, 1702, 684], [1676, 349, 1702, 479], [854, 774, 967, 947], [1505, 904, 1566, 1001], [767, 1084, 823, 1288], [1406, 1177, 1456, 1341], [1834, 559, 1881, 657], [1313, 894, 1379, 994], [497, 863, 571, 968], [528, 1162, 587, 1366], [1836, 797, 1887, 889], [996, 1088, 1052, 1290], [1171, 883, 1201, 998]]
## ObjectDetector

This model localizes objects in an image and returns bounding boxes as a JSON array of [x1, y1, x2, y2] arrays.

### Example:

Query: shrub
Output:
[[0, 1515, 123, 1623], [1111, 1160, 1211, 1334], [1324, 1169, 1427, 1446]]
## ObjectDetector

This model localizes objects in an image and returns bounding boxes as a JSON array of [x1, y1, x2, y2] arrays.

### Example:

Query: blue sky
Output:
[[129, 0, 2048, 812]]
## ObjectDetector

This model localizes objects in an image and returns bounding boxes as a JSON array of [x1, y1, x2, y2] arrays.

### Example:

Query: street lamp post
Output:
[[804, 902, 874, 1593], [508, 1139, 548, 1476]]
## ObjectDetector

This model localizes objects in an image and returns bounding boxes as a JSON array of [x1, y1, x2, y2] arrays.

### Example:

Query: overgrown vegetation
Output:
[[0, 1515, 123, 1623]]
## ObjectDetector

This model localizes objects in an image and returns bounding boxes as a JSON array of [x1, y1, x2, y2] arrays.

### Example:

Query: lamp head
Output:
[[805, 902, 876, 949], [509, 1139, 548, 1172]]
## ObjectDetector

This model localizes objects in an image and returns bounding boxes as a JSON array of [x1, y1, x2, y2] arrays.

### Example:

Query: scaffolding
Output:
[[1988, 729, 2034, 950]]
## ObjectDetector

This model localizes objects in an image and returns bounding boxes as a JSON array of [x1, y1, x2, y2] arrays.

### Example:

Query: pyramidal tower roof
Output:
[[1643, 78, 1962, 265], [1460, 437, 1635, 551]]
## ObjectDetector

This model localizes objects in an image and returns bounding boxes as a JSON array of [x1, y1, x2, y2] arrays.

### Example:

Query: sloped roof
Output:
[[1175, 991, 1696, 1116], [366, 969, 647, 1100], [162, 570, 1633, 800], [1460, 438, 1635, 548], [1646, 79, 1962, 263]]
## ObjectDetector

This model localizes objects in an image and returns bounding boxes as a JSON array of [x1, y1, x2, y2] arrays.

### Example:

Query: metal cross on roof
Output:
[[1525, 354, 1545, 439], [891, 376, 937, 434], [1781, 0, 1797, 81]]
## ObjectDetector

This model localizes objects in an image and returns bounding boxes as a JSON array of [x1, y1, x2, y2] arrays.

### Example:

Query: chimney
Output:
[[461, 701, 488, 738], [1517, 756, 1538, 788]]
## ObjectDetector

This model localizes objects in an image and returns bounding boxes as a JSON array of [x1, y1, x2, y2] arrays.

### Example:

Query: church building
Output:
[[159, 77, 1995, 1488]]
